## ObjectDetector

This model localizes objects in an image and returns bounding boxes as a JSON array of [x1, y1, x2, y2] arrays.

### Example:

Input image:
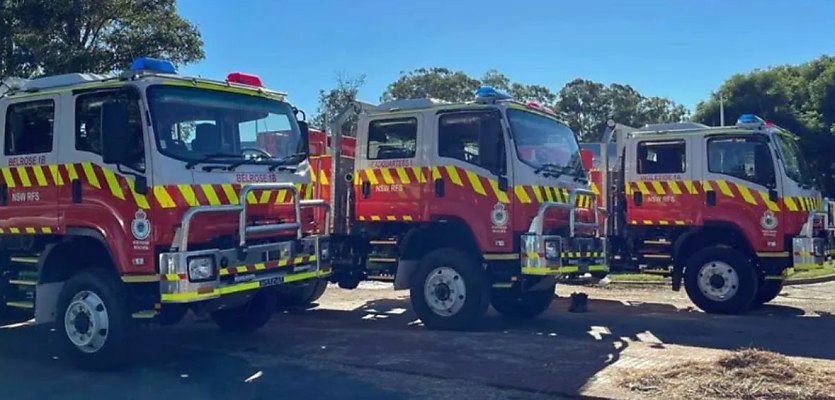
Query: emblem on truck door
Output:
[[132, 209, 151, 240], [491, 203, 509, 227], [760, 210, 778, 230]]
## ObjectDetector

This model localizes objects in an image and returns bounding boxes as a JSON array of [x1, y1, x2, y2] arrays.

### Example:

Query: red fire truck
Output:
[[0, 58, 330, 369], [582, 116, 827, 313], [283, 88, 606, 330]]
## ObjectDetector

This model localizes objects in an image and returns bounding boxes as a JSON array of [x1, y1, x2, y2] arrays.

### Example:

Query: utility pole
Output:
[[718, 92, 725, 127]]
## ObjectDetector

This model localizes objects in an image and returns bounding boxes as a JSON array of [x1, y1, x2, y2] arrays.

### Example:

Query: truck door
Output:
[[355, 115, 423, 222], [698, 134, 783, 251], [432, 110, 512, 253], [0, 96, 61, 234], [625, 137, 695, 226]]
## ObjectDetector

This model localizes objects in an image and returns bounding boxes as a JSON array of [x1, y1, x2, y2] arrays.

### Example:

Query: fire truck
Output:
[[288, 88, 606, 330], [0, 58, 330, 368], [582, 116, 826, 313]]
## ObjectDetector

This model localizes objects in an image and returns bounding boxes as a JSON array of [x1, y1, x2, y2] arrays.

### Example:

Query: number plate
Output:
[[259, 276, 284, 287]]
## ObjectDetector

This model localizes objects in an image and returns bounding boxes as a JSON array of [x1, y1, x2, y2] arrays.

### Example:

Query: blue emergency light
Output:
[[736, 114, 765, 128], [129, 57, 176, 74], [475, 86, 512, 102]]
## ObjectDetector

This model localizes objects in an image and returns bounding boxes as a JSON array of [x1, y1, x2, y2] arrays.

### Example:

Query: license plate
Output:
[[260, 276, 284, 287]]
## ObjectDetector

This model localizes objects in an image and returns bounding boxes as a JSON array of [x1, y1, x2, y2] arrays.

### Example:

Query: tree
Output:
[[313, 72, 366, 135], [693, 56, 835, 195], [555, 79, 688, 141], [381, 67, 481, 103], [0, 0, 204, 77]]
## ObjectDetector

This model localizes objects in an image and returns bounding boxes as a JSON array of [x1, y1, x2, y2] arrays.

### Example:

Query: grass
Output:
[[607, 264, 835, 283], [620, 349, 835, 400]]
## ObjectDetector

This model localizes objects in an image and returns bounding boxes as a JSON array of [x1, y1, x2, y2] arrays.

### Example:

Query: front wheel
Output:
[[754, 280, 784, 305], [210, 289, 276, 332], [684, 247, 758, 314], [491, 283, 555, 319], [410, 248, 489, 331], [57, 268, 133, 370]]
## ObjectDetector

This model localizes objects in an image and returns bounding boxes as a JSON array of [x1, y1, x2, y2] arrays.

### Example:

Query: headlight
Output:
[[544, 240, 560, 260], [188, 256, 216, 282], [319, 240, 331, 261]]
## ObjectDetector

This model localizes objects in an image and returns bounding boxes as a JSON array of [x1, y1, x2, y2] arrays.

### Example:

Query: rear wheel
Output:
[[754, 280, 784, 305], [275, 279, 328, 309], [491, 282, 555, 319], [210, 289, 276, 332], [57, 268, 133, 370], [684, 247, 758, 314], [410, 248, 489, 331]]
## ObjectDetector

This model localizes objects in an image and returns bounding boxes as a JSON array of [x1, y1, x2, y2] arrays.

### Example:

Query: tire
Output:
[[754, 280, 784, 305], [491, 283, 555, 319], [56, 268, 133, 371], [684, 247, 758, 314], [410, 248, 489, 331], [275, 279, 328, 309], [210, 289, 276, 332]]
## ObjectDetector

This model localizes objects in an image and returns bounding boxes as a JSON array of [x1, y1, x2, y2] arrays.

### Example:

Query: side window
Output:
[[708, 137, 775, 187], [637, 140, 685, 174], [438, 112, 504, 172], [4, 100, 54, 155], [76, 91, 145, 170], [367, 118, 417, 160]]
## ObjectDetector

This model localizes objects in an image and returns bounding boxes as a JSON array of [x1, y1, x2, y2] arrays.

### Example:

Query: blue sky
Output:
[[179, 0, 835, 117]]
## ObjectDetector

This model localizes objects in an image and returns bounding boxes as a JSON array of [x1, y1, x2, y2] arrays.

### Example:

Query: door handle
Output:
[[434, 179, 445, 197], [0, 183, 6, 206], [706, 190, 716, 206], [361, 181, 370, 199], [72, 179, 82, 203], [633, 191, 642, 206]]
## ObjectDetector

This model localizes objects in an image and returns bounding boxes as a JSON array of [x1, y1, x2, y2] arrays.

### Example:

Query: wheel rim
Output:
[[697, 261, 739, 302], [423, 266, 467, 317], [64, 290, 109, 353]]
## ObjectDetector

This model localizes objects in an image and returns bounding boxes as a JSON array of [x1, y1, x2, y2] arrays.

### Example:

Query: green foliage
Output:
[[0, 0, 204, 77], [381, 67, 481, 103], [312, 72, 366, 135], [693, 56, 835, 195]]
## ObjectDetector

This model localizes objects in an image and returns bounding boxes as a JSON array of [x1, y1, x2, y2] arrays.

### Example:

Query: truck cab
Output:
[[324, 87, 605, 329], [587, 115, 826, 313], [0, 58, 329, 368]]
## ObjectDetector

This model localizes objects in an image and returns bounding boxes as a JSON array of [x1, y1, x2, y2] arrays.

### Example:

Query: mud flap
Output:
[[34, 282, 63, 324], [393, 260, 418, 290]]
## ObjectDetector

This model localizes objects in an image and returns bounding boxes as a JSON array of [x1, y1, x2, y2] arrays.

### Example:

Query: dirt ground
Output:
[[1, 280, 834, 400]]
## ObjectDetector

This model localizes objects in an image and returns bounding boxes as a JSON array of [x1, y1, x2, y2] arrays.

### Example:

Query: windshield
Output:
[[147, 85, 302, 164], [508, 109, 582, 175], [775, 133, 813, 185]]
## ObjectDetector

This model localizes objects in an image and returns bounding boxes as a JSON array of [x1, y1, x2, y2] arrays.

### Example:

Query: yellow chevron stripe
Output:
[[701, 180, 713, 192], [625, 182, 632, 196], [591, 182, 600, 195], [1, 168, 15, 188], [403, 215, 413, 221], [683, 180, 698, 194], [177, 184, 199, 207], [221, 184, 239, 205], [514, 186, 532, 204], [667, 180, 682, 195], [379, 168, 395, 184], [636, 181, 650, 194], [16, 166, 32, 187], [431, 167, 441, 180], [643, 220, 653, 225], [354, 170, 360, 186], [412, 167, 426, 183], [445, 166, 463, 186], [532, 185, 544, 203], [200, 184, 222, 206], [543, 186, 554, 202], [102, 168, 125, 200], [370, 215, 381, 221], [310, 169, 316, 183], [65, 164, 79, 181], [32, 166, 48, 186], [260, 190, 272, 204], [129, 179, 150, 209], [319, 169, 329, 185], [42, 227, 53, 234], [465, 170, 486, 196], [395, 167, 411, 184], [658, 220, 670, 225], [25, 227, 36, 233], [154, 186, 176, 208], [716, 180, 734, 198], [489, 179, 510, 203], [651, 181, 666, 195], [554, 187, 565, 203], [305, 183, 313, 200], [783, 196, 798, 212], [81, 162, 99, 188], [735, 184, 757, 205], [9, 227, 19, 234], [561, 188, 569, 203], [365, 169, 379, 185], [675, 220, 685, 225], [386, 216, 397, 221], [48, 165, 64, 186], [758, 192, 779, 211], [798, 197, 807, 212]]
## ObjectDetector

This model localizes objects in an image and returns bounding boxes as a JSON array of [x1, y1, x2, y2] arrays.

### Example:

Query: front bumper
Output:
[[521, 234, 607, 276], [159, 235, 331, 303]]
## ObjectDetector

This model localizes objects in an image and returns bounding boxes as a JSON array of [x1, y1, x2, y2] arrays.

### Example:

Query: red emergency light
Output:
[[227, 72, 263, 87]]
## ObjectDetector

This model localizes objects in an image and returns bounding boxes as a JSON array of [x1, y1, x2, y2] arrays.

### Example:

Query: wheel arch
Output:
[[673, 222, 755, 269], [39, 230, 117, 284]]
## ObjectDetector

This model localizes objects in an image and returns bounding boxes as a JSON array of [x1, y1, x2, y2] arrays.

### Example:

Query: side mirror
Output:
[[297, 120, 310, 157], [101, 102, 132, 165]]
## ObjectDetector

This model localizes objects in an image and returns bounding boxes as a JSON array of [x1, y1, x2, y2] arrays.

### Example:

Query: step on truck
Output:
[[288, 87, 606, 329], [582, 115, 828, 313], [0, 58, 330, 369]]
